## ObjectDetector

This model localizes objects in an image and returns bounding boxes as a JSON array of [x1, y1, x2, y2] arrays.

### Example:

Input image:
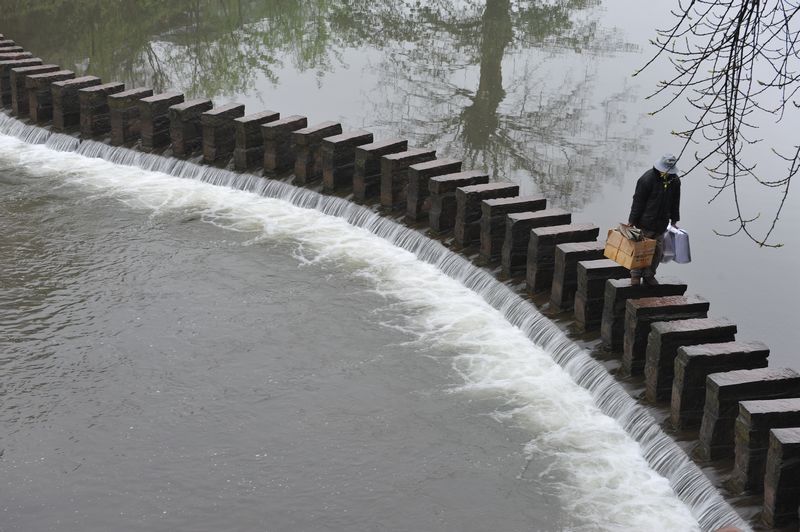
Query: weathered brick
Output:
[[621, 296, 709, 376], [500, 207, 568, 276], [201, 103, 245, 164], [233, 110, 280, 171], [51, 76, 102, 131], [644, 318, 738, 403], [454, 184, 519, 247], [671, 341, 770, 429], [108, 87, 154, 146], [482, 195, 549, 265], [406, 158, 462, 221], [698, 367, 800, 460], [320, 130, 374, 192], [526, 224, 599, 296], [168, 98, 213, 156], [353, 138, 408, 202], [428, 170, 489, 233]]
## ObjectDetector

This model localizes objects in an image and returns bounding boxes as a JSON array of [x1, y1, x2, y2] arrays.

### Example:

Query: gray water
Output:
[[0, 153, 566, 531]]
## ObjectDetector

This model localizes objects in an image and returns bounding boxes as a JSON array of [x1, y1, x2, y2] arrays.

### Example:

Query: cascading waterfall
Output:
[[0, 113, 750, 531]]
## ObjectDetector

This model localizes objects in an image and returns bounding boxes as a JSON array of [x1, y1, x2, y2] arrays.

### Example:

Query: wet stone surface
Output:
[[697, 367, 800, 460], [671, 340, 770, 430], [352, 138, 407, 202]]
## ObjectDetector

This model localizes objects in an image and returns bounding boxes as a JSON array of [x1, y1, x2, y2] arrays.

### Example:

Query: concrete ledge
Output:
[[428, 170, 489, 233], [79, 82, 125, 138], [233, 110, 280, 171], [482, 195, 548, 265], [406, 158, 462, 221], [201, 103, 245, 165], [501, 208, 570, 277], [0, 57, 42, 106], [454, 183, 519, 247], [26, 69, 75, 123], [600, 278, 687, 351], [262, 115, 307, 175], [763, 427, 800, 528], [139, 91, 185, 151], [549, 241, 606, 313], [671, 341, 770, 429], [380, 148, 437, 210], [109, 87, 154, 146], [574, 259, 629, 331], [293, 121, 342, 185], [321, 130, 374, 192], [168, 98, 213, 157], [697, 367, 800, 460], [51, 76, 101, 131], [10, 64, 58, 116], [644, 317, 738, 403], [732, 399, 800, 494], [526, 224, 599, 295], [621, 295, 709, 376], [352, 138, 407, 202]]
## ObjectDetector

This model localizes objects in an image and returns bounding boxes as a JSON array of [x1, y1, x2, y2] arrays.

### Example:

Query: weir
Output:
[[2, 30, 798, 530]]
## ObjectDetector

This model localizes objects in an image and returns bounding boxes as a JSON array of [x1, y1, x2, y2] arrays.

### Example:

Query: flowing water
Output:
[[2, 0, 797, 530]]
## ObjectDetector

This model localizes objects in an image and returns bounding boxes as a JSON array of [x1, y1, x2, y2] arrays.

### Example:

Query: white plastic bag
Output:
[[664, 224, 691, 264]]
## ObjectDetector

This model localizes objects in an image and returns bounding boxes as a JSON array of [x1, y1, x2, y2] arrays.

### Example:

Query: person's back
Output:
[[628, 154, 681, 285]]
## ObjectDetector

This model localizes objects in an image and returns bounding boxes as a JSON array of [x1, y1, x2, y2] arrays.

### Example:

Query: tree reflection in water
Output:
[[3, 0, 648, 209]]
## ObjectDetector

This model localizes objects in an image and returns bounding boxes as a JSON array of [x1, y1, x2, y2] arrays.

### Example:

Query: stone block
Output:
[[138, 91, 185, 151], [428, 170, 489, 233], [292, 121, 342, 185], [732, 399, 800, 493], [482, 195, 549, 265], [10, 64, 59, 116], [644, 318, 738, 403], [526, 224, 599, 296], [697, 367, 800, 460], [79, 82, 126, 138], [51, 76, 102, 131], [353, 138, 408, 202], [201, 103, 245, 165], [0, 39, 17, 47], [573, 259, 629, 331], [454, 183, 519, 247], [168, 98, 213, 156], [671, 341, 770, 429], [0, 57, 41, 106], [549, 241, 607, 313], [233, 110, 280, 171], [25, 69, 75, 123], [762, 427, 800, 528], [108, 87, 154, 146], [600, 277, 688, 351], [500, 207, 569, 276], [320, 130, 374, 192], [0, 50, 29, 59], [380, 148, 437, 210], [262, 115, 307, 175], [621, 296, 709, 376], [405, 158, 462, 221]]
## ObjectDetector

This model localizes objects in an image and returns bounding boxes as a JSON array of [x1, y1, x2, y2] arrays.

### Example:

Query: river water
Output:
[[1, 0, 795, 530]]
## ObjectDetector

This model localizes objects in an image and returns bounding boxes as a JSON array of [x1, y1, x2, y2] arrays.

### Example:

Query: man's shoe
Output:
[[644, 276, 659, 286], [631, 276, 642, 286]]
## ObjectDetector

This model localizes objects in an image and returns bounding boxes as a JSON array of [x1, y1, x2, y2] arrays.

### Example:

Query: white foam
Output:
[[0, 130, 740, 530]]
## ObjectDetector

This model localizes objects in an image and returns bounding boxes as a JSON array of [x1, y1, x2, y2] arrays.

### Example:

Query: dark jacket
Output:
[[628, 167, 680, 234]]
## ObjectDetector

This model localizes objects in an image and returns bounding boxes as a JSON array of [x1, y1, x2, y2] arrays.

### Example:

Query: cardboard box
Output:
[[604, 229, 656, 270]]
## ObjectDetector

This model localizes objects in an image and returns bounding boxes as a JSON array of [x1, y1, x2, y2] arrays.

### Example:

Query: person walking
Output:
[[628, 154, 681, 286]]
